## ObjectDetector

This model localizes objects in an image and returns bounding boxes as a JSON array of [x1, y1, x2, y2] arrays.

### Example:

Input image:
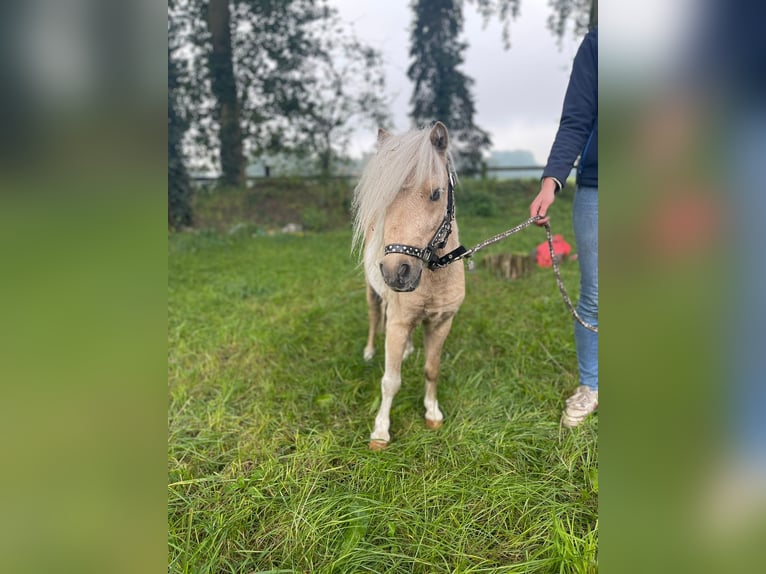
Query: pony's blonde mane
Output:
[[351, 126, 454, 264]]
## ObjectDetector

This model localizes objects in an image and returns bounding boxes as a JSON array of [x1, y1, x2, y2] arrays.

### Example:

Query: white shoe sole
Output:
[[561, 407, 597, 428]]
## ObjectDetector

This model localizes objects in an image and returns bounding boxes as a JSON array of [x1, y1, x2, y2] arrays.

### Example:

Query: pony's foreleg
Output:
[[363, 284, 384, 361], [422, 316, 455, 429], [369, 319, 411, 449]]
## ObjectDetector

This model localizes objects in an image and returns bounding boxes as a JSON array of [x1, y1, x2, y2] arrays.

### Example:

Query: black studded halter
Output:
[[383, 164, 468, 270]]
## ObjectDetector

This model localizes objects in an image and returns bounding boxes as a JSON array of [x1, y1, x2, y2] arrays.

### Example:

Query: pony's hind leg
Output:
[[369, 318, 411, 449], [364, 284, 384, 361], [422, 315, 455, 429]]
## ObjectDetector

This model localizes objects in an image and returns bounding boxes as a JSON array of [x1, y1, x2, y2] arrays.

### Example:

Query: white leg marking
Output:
[[370, 317, 409, 447], [370, 373, 401, 443], [424, 380, 443, 426]]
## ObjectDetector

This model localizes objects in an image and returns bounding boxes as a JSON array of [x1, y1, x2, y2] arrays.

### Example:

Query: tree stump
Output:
[[482, 253, 533, 280]]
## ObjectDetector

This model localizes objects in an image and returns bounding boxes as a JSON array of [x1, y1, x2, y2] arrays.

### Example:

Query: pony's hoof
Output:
[[363, 349, 374, 361], [368, 439, 388, 450], [425, 419, 443, 430]]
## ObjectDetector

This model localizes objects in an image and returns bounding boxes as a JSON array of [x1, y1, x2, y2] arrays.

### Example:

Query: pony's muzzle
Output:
[[380, 256, 423, 292]]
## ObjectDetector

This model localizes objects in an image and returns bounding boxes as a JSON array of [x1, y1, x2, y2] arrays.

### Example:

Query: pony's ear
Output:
[[377, 128, 391, 144], [429, 121, 449, 152]]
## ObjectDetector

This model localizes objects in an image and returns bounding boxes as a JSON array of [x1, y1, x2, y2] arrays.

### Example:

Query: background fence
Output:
[[190, 165, 551, 187]]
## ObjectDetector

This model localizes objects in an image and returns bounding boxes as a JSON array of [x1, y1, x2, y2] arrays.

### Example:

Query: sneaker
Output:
[[561, 385, 598, 428]]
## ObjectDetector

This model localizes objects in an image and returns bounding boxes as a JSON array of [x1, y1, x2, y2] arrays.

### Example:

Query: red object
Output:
[[535, 234, 572, 267]]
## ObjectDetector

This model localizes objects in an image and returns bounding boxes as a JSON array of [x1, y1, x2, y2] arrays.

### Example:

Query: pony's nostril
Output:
[[398, 263, 410, 280]]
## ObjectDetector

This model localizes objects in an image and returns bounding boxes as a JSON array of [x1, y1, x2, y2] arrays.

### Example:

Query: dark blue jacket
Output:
[[542, 27, 598, 189]]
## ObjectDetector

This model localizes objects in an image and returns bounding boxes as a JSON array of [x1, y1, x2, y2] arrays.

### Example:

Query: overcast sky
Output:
[[330, 1, 582, 164]]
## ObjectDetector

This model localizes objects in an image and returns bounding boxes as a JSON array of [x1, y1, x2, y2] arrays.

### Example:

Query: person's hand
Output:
[[529, 177, 558, 225]]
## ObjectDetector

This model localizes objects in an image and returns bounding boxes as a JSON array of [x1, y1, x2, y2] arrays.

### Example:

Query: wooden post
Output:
[[481, 253, 533, 280]]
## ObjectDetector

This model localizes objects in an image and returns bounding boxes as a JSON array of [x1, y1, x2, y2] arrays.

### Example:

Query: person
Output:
[[529, 26, 598, 428]]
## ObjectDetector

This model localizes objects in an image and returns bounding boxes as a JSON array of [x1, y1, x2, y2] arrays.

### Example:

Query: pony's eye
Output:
[[429, 188, 442, 201]]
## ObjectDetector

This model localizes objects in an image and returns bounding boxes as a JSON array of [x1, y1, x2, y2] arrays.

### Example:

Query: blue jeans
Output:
[[573, 185, 598, 390], [730, 112, 766, 462]]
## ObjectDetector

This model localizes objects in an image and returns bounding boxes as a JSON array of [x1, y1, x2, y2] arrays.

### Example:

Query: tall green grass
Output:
[[168, 181, 597, 573]]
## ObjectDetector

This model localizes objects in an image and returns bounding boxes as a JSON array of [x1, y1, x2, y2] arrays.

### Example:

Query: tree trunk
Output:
[[206, 0, 245, 188], [320, 130, 332, 177], [482, 253, 532, 280], [168, 45, 193, 229]]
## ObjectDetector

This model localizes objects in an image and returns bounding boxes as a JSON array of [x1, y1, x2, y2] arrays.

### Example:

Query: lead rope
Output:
[[540, 220, 598, 333], [454, 215, 598, 333]]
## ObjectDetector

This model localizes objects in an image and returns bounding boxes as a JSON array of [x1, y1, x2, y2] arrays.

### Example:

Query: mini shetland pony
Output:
[[352, 122, 465, 449]]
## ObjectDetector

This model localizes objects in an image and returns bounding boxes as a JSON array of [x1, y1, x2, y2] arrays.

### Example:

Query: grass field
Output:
[[168, 179, 598, 573]]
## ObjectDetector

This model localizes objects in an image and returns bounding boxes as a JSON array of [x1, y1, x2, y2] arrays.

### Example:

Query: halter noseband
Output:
[[383, 166, 468, 270]]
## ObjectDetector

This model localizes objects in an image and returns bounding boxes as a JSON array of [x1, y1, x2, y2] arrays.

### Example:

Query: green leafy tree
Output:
[[470, 0, 520, 48], [470, 0, 595, 46], [547, 0, 598, 42], [170, 0, 388, 182], [408, 0, 491, 174], [169, 0, 327, 185]]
